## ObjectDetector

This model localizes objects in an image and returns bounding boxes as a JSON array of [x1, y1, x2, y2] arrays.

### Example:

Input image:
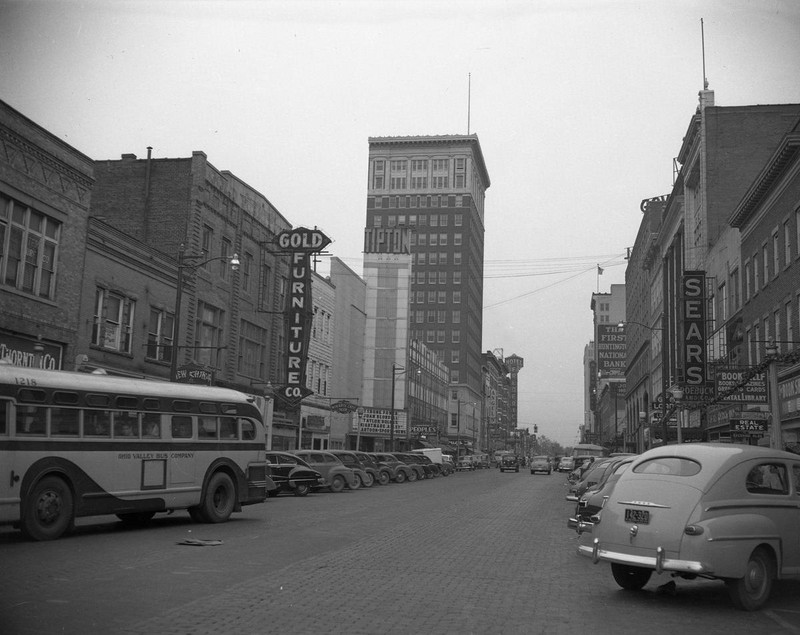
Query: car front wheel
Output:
[[329, 475, 346, 492], [726, 547, 775, 611], [394, 470, 406, 483], [378, 471, 391, 485], [293, 482, 311, 497], [611, 563, 652, 590]]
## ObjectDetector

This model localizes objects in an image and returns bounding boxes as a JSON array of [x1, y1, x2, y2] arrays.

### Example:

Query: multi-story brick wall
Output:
[[0, 100, 94, 369]]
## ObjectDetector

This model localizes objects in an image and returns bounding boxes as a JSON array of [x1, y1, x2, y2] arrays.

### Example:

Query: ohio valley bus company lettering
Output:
[[0, 365, 273, 540]]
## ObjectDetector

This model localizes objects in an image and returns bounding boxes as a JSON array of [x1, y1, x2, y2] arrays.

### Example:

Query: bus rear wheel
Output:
[[21, 476, 74, 541], [199, 472, 236, 523]]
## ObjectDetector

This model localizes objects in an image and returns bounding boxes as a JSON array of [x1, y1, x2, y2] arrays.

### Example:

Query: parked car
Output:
[[441, 454, 455, 475], [330, 450, 373, 488], [393, 453, 427, 480], [577, 443, 800, 610], [457, 456, 476, 471], [530, 455, 552, 475], [403, 452, 440, 477], [558, 457, 575, 472], [567, 456, 636, 530], [499, 454, 519, 472], [353, 451, 392, 485], [292, 450, 360, 492], [411, 448, 450, 476], [265, 451, 324, 497], [371, 452, 415, 483], [566, 457, 616, 501]]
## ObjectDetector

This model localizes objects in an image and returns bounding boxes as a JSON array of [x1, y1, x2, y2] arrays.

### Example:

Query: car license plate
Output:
[[625, 508, 650, 524]]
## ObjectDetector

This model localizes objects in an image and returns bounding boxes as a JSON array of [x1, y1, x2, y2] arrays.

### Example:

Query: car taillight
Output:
[[684, 525, 704, 536], [600, 495, 609, 509]]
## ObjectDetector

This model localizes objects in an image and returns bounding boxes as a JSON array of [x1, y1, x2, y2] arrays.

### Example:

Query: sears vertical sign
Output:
[[274, 227, 331, 409], [682, 271, 707, 390]]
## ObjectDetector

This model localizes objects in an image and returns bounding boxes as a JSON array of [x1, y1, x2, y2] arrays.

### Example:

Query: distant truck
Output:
[[411, 448, 453, 475]]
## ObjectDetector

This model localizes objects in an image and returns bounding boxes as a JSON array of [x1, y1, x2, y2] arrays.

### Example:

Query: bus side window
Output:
[[142, 413, 161, 437], [220, 416, 237, 439], [114, 411, 140, 438], [171, 415, 192, 439], [241, 419, 255, 440], [198, 416, 217, 439], [0, 399, 8, 434], [52, 408, 80, 436], [17, 405, 47, 435], [85, 410, 111, 437]]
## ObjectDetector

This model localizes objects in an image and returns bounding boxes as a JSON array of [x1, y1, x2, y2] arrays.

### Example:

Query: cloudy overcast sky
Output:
[[2, 0, 799, 447]]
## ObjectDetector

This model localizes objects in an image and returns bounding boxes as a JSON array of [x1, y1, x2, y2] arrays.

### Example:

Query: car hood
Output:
[[594, 476, 703, 556]]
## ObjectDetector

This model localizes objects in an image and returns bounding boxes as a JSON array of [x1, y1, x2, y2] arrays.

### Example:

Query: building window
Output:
[[433, 159, 448, 172], [439, 234, 447, 246], [451, 350, 460, 363], [411, 176, 427, 189], [202, 225, 213, 257], [454, 214, 463, 226], [391, 160, 407, 173], [432, 176, 448, 189], [220, 238, 232, 280], [455, 174, 465, 188], [716, 282, 727, 323], [785, 220, 792, 267], [439, 253, 447, 265], [426, 331, 435, 344], [453, 291, 461, 304], [454, 252, 462, 265], [774, 309, 782, 353], [773, 231, 780, 278], [430, 234, 438, 246], [238, 319, 266, 377], [437, 310, 446, 323], [453, 271, 461, 284], [373, 160, 385, 190], [762, 244, 769, 285], [452, 310, 461, 323], [146, 307, 174, 362], [391, 177, 407, 190], [451, 369, 460, 383], [418, 233, 427, 246], [418, 253, 426, 265], [428, 291, 437, 303], [730, 267, 740, 312], [194, 302, 225, 368], [242, 252, 253, 293], [388, 215, 397, 227], [438, 291, 446, 303], [429, 252, 438, 265], [439, 215, 448, 227], [753, 255, 760, 295], [428, 272, 437, 285], [411, 159, 428, 171], [93, 288, 135, 354], [452, 330, 461, 343], [0, 193, 61, 300], [437, 330, 445, 343], [439, 271, 447, 284], [787, 300, 795, 350]]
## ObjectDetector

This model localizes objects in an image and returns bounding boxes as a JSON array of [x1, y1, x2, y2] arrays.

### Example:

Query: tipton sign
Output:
[[274, 227, 331, 409]]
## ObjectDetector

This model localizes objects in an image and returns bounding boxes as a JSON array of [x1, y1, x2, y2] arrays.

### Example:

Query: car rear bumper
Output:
[[577, 539, 709, 575]]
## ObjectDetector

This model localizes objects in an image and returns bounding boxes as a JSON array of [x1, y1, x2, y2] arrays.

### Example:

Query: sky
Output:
[[2, 0, 800, 448]]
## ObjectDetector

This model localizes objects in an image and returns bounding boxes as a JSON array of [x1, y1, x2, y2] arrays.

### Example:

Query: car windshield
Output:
[[633, 456, 701, 476]]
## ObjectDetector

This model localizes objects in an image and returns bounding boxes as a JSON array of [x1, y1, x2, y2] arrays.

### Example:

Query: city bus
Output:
[[0, 365, 271, 540]]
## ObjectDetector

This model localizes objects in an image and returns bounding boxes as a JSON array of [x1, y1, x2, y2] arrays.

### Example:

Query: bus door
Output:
[[168, 415, 196, 486]]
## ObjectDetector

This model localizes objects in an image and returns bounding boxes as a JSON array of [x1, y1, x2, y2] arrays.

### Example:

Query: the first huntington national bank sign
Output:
[[274, 228, 331, 409]]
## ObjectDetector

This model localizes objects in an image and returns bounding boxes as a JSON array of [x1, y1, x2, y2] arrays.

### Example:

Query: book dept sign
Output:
[[274, 227, 331, 409]]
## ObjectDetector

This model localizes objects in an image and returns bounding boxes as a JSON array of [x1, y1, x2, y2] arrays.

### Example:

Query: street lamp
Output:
[[170, 244, 240, 382]]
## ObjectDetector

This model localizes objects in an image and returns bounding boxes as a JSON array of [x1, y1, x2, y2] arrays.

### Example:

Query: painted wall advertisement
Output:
[[596, 325, 625, 379]]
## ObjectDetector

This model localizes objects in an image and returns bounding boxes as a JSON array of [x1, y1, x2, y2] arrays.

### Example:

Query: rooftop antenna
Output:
[[701, 18, 709, 89], [467, 72, 471, 134]]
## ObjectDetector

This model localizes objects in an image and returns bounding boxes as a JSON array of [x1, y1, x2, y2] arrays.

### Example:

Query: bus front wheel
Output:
[[21, 476, 74, 541], [200, 472, 236, 523]]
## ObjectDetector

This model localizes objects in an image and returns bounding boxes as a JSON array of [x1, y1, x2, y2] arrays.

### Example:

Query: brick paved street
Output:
[[2, 469, 799, 635]]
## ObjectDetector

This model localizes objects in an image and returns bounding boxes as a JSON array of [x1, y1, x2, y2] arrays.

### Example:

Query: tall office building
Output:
[[364, 135, 490, 411]]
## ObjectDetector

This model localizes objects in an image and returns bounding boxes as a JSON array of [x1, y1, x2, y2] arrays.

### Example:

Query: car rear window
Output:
[[633, 457, 701, 477]]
